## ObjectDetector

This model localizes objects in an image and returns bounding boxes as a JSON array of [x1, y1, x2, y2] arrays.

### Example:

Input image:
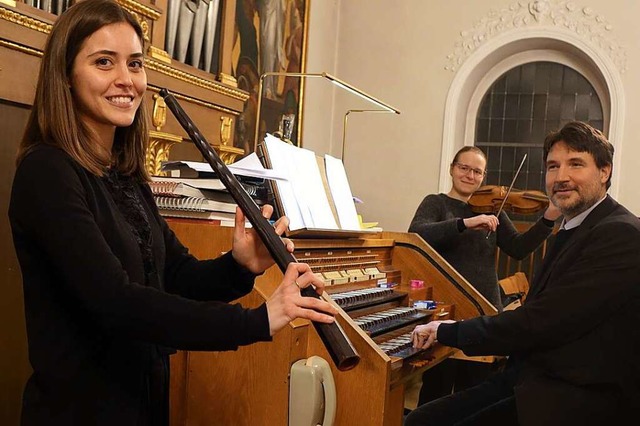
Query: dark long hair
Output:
[[17, 0, 150, 180]]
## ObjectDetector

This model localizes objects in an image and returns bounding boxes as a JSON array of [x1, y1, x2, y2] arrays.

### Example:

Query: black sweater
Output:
[[10, 145, 271, 425], [408, 193, 553, 309]]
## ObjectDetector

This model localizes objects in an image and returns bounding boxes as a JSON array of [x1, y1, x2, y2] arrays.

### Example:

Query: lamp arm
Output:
[[253, 72, 400, 151], [341, 109, 395, 163]]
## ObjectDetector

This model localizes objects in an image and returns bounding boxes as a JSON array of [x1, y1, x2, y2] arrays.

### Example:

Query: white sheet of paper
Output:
[[229, 153, 289, 181], [162, 155, 289, 181], [264, 135, 306, 230], [293, 148, 338, 229], [324, 155, 361, 230]]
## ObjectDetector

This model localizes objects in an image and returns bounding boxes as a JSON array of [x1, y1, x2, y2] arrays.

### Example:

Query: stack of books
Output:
[[150, 156, 273, 225]]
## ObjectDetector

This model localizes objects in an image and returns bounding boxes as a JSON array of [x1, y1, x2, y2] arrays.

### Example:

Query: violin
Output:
[[469, 185, 549, 215]]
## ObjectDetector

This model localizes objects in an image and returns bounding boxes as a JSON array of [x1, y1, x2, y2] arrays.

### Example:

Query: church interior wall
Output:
[[303, 0, 640, 232]]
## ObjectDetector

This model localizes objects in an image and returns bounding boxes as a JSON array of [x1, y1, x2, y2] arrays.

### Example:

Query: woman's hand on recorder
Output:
[[266, 262, 337, 336], [231, 204, 294, 274]]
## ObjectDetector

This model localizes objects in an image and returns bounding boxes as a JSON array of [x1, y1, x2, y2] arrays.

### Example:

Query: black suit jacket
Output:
[[438, 195, 640, 425]]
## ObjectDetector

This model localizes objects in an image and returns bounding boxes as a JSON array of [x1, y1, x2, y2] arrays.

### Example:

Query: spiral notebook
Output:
[[149, 180, 236, 204], [150, 176, 268, 202], [154, 196, 236, 214]]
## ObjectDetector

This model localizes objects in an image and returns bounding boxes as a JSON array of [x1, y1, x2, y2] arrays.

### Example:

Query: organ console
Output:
[[166, 220, 498, 426]]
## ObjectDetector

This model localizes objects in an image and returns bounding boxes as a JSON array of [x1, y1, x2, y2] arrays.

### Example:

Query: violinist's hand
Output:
[[231, 204, 294, 274], [266, 262, 337, 336], [412, 320, 456, 349], [543, 201, 562, 222], [463, 214, 499, 232]]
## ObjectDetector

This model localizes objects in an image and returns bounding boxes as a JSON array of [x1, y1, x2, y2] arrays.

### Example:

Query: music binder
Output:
[[257, 134, 379, 237]]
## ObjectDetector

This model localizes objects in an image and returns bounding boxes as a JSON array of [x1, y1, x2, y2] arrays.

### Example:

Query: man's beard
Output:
[[551, 183, 601, 219]]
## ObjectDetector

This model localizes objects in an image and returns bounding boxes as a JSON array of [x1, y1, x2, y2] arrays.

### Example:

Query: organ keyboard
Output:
[[165, 222, 498, 426]]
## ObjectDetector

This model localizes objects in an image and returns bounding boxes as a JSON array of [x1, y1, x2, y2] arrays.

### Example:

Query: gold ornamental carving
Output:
[[115, 0, 161, 21], [152, 94, 167, 131], [148, 45, 172, 64], [216, 116, 243, 164], [216, 145, 244, 164], [0, 38, 42, 57], [446, 0, 627, 73], [146, 130, 183, 176], [0, 6, 52, 34], [146, 95, 242, 170], [146, 59, 249, 102], [146, 95, 181, 176], [147, 85, 240, 116], [220, 116, 232, 146], [127, 10, 150, 42], [218, 72, 238, 88]]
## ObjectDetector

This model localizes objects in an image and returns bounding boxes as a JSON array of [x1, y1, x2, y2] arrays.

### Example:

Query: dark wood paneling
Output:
[[0, 101, 31, 426]]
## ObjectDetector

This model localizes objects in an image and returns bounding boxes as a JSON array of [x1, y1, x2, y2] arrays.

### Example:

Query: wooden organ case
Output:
[[167, 221, 497, 426]]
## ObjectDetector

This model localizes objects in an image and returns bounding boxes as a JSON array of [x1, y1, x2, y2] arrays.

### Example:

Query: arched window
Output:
[[439, 32, 623, 200], [475, 62, 604, 221]]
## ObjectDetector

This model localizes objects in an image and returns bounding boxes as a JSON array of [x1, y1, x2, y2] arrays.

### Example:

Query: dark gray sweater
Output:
[[408, 193, 553, 310]]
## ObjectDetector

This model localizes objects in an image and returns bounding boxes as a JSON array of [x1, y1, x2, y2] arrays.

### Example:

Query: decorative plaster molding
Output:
[[446, 1, 627, 73]]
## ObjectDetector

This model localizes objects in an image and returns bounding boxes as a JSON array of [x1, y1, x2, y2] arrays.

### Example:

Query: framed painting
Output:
[[232, 0, 309, 152]]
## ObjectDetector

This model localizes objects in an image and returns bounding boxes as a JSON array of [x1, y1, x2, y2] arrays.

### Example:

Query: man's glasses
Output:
[[454, 162, 486, 178]]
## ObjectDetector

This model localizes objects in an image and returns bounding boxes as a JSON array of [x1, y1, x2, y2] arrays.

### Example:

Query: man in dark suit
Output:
[[405, 121, 640, 426]]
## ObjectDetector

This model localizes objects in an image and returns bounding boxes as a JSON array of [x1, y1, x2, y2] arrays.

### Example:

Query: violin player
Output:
[[406, 121, 640, 426], [407, 146, 561, 406]]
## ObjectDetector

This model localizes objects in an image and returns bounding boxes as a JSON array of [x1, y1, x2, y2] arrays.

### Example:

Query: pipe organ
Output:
[[167, 221, 497, 426]]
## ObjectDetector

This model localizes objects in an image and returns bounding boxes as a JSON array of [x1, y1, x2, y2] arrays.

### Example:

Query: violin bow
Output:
[[486, 153, 527, 239]]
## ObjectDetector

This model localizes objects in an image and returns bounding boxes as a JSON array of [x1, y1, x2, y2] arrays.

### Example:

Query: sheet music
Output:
[[294, 148, 338, 230], [261, 135, 359, 231], [162, 154, 288, 181], [324, 155, 361, 230], [264, 135, 306, 230]]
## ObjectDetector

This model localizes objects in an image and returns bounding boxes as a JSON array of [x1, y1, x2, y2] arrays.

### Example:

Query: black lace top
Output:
[[102, 169, 158, 287]]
